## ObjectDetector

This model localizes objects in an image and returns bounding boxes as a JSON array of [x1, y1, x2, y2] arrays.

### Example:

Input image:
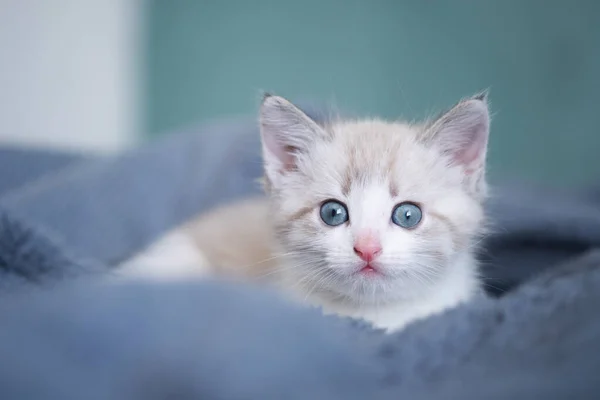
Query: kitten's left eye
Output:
[[392, 203, 422, 229], [320, 200, 349, 226]]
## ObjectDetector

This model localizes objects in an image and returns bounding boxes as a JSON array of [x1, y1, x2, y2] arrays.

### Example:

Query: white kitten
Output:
[[255, 94, 489, 331], [120, 93, 491, 332]]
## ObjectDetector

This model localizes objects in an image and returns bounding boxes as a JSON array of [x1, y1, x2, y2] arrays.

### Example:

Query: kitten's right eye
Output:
[[392, 202, 422, 229], [320, 200, 349, 226]]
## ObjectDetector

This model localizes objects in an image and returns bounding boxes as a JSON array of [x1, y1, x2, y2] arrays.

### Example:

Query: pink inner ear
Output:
[[263, 131, 296, 171], [433, 98, 490, 173], [455, 122, 488, 169], [280, 145, 298, 171]]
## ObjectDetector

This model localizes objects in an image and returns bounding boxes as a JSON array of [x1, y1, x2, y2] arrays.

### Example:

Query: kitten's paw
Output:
[[115, 230, 212, 281]]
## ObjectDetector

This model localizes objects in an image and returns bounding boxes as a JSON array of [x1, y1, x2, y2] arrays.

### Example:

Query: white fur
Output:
[[309, 253, 478, 332], [116, 229, 211, 281]]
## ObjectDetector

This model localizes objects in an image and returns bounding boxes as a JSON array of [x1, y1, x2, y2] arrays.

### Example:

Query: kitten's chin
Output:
[[303, 252, 480, 330], [309, 267, 411, 308], [313, 254, 473, 308], [280, 250, 478, 311]]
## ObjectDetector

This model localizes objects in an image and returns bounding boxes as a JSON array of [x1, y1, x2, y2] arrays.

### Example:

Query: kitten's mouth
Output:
[[358, 264, 381, 276]]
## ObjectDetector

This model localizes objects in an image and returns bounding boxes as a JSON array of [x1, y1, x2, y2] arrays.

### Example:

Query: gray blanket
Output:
[[0, 113, 599, 399]]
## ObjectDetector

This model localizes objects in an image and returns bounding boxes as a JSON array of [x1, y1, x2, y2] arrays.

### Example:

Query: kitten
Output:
[[120, 93, 491, 332]]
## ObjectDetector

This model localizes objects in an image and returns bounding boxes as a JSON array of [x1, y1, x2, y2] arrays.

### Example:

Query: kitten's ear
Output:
[[424, 93, 490, 196], [259, 94, 327, 187]]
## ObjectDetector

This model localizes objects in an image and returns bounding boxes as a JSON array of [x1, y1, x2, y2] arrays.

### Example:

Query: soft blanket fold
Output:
[[0, 248, 598, 399], [0, 208, 100, 291]]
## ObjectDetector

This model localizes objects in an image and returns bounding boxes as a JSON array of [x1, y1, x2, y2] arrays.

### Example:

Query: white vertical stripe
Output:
[[0, 0, 142, 153]]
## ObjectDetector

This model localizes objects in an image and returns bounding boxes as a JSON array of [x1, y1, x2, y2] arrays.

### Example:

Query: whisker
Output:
[[481, 281, 506, 293], [235, 252, 295, 270], [302, 269, 331, 302], [256, 259, 320, 278]]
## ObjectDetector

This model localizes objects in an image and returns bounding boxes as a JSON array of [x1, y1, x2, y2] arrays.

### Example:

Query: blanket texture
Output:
[[0, 246, 599, 399], [0, 113, 599, 399], [0, 209, 100, 291], [0, 146, 83, 197]]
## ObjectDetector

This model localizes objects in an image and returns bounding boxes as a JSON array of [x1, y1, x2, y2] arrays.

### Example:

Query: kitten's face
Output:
[[260, 95, 489, 306]]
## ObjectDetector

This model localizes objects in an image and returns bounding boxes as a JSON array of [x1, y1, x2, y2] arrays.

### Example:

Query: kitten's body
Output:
[[120, 94, 491, 332]]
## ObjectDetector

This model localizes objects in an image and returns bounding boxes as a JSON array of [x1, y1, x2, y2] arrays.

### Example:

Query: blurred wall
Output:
[[0, 0, 142, 153], [146, 1, 599, 186]]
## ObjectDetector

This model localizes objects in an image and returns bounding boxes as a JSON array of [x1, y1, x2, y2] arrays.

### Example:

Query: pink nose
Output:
[[353, 236, 382, 262]]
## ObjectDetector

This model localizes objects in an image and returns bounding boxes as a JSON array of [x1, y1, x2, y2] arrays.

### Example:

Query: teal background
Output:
[[145, 1, 599, 185]]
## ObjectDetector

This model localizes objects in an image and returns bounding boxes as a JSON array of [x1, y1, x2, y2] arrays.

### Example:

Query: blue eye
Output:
[[320, 200, 349, 226], [392, 203, 422, 229]]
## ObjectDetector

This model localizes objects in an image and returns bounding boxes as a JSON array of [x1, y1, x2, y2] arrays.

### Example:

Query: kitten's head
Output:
[[259, 94, 490, 306]]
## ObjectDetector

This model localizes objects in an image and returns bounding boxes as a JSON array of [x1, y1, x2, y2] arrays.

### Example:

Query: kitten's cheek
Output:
[[431, 244, 453, 266], [440, 239, 456, 257]]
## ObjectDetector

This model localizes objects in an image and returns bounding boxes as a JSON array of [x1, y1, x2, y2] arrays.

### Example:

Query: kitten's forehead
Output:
[[332, 120, 409, 181], [310, 120, 457, 198]]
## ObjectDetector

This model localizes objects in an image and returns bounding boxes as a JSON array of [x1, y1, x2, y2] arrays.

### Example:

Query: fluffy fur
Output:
[[120, 93, 491, 332]]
